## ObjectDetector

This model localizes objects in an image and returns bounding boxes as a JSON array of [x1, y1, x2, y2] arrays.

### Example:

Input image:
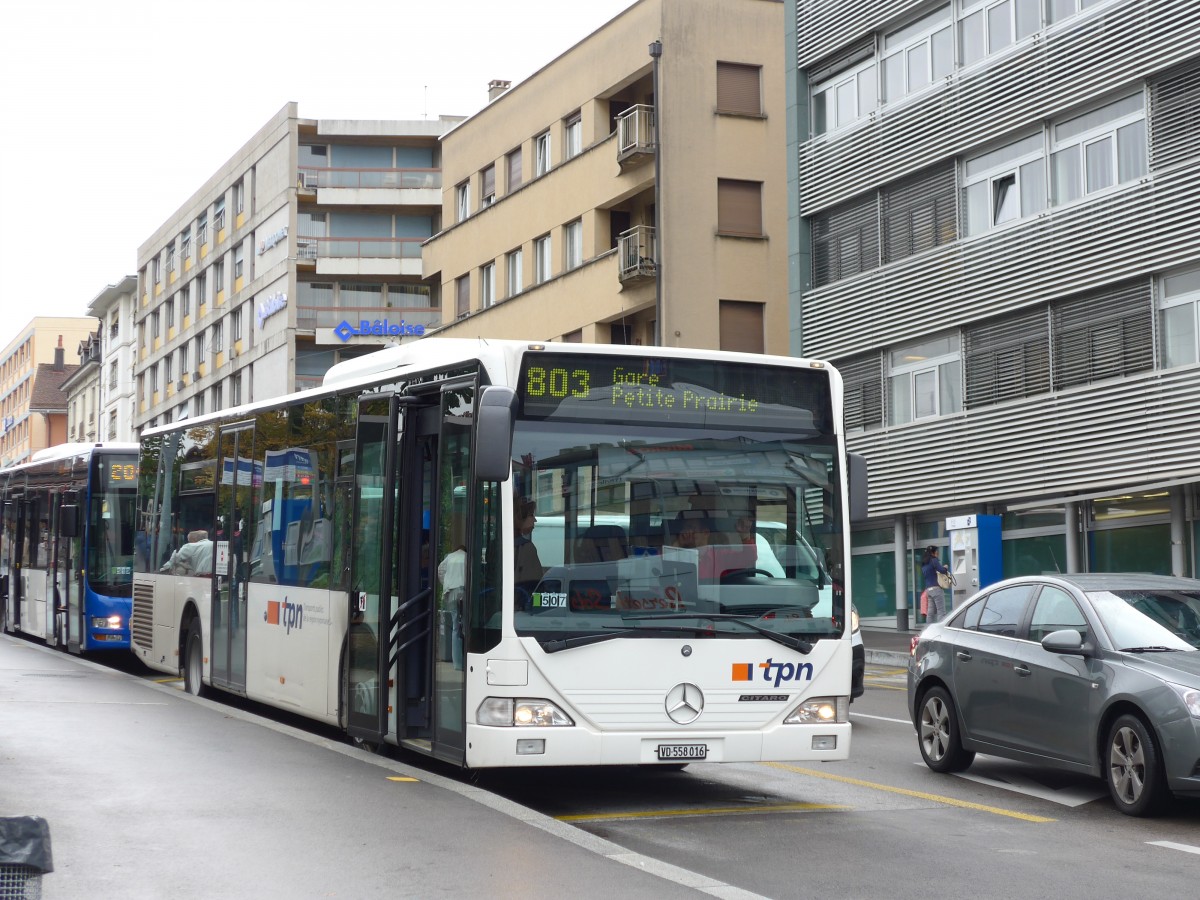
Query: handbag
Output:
[[920, 589, 929, 615], [937, 570, 954, 589]]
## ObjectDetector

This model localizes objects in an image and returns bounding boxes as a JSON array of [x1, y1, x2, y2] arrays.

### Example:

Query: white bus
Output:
[[130, 339, 866, 768]]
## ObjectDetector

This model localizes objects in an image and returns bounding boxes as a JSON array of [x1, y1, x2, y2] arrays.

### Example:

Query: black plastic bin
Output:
[[0, 817, 52, 900]]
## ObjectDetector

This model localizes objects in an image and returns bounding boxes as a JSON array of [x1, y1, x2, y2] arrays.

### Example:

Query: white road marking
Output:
[[851, 711, 912, 725], [954, 769, 1106, 807], [1148, 841, 1200, 856]]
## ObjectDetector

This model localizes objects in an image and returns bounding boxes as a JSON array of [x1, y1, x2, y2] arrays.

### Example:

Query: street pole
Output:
[[649, 39, 663, 347]]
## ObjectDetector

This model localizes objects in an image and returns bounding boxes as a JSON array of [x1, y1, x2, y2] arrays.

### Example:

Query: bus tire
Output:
[[183, 619, 207, 697]]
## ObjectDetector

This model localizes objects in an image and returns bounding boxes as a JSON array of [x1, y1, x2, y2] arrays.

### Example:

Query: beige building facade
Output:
[[0, 318, 98, 467], [424, 0, 788, 353]]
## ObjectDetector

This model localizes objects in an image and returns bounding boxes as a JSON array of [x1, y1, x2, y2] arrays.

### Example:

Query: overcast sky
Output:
[[0, 0, 639, 351]]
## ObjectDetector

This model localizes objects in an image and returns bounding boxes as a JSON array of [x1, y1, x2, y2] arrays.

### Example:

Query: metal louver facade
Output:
[[789, 0, 1200, 519]]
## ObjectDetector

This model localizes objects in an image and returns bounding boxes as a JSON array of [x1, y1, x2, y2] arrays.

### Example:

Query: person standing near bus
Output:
[[514, 498, 544, 607], [921, 546, 950, 624]]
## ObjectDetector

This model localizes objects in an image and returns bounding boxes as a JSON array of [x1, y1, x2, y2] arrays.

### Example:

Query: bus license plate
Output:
[[657, 743, 707, 761]]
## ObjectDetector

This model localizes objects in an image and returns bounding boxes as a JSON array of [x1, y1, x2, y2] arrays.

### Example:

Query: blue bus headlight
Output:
[[784, 696, 848, 725], [476, 697, 574, 727], [91, 615, 123, 630]]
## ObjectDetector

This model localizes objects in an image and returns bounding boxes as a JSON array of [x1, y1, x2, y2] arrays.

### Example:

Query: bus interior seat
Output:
[[575, 525, 628, 563]]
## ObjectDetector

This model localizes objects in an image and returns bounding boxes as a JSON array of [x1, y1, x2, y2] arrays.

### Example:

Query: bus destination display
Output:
[[518, 353, 831, 432]]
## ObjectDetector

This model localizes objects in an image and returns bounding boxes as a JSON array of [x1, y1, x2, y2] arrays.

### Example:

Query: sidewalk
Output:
[[862, 625, 918, 666]]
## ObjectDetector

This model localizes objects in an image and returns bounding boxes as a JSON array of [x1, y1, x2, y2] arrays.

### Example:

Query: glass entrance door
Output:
[[212, 423, 254, 690]]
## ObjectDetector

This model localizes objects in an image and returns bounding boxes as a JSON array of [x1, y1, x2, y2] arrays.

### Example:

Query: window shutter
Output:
[[717, 63, 762, 115], [507, 149, 523, 192], [964, 308, 1050, 409], [717, 180, 763, 237], [456, 275, 470, 318], [881, 163, 957, 264], [807, 36, 875, 85], [811, 194, 879, 287], [1150, 60, 1200, 171], [482, 164, 495, 198], [718, 300, 764, 353], [837, 352, 884, 431], [1052, 280, 1152, 390]]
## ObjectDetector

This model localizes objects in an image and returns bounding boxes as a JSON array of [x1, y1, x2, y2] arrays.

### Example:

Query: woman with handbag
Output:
[[921, 546, 953, 624]]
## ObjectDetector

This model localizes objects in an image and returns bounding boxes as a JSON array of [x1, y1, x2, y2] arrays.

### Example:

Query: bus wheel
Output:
[[184, 620, 206, 697]]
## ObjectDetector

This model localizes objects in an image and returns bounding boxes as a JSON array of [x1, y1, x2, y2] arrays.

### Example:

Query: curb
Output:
[[866, 649, 910, 666]]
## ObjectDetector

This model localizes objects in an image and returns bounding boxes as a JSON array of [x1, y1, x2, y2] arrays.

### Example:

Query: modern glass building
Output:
[[786, 1, 1200, 624]]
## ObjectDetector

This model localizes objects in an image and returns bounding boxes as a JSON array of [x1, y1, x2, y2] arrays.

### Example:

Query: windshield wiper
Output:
[[1119, 646, 1181, 653], [621, 612, 813, 653], [540, 623, 718, 653]]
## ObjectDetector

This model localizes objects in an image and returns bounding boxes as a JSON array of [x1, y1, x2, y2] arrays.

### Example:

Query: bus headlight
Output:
[[92, 616, 123, 630], [784, 696, 848, 725], [476, 697, 574, 727]]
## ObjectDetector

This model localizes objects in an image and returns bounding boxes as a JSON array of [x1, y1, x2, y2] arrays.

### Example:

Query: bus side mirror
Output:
[[848, 453, 868, 523], [60, 504, 80, 538], [475, 386, 518, 483]]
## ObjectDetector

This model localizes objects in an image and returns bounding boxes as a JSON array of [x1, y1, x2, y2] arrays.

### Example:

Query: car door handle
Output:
[[956, 651, 972, 661], [1014, 665, 1031, 677]]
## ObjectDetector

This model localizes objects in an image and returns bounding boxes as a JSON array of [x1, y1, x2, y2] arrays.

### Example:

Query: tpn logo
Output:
[[265, 598, 304, 634], [732, 658, 815, 688]]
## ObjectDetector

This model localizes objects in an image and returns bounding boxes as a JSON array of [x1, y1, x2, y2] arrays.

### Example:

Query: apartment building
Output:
[[0, 318, 98, 467], [62, 329, 102, 444], [84, 276, 138, 443], [134, 103, 462, 430], [424, 0, 788, 352], [787, 0, 1200, 624]]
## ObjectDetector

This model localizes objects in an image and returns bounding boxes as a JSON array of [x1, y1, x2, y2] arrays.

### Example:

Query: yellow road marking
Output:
[[763, 762, 1055, 822], [153, 677, 182, 684], [387, 776, 419, 782], [557, 801, 846, 822]]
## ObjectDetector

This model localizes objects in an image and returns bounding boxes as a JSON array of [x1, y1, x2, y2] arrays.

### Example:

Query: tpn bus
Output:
[[0, 443, 140, 652], [130, 339, 865, 768]]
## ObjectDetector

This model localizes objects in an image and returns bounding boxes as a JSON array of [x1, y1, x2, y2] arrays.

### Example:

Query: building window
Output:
[[213, 320, 224, 353], [963, 308, 1050, 408], [152, 257, 161, 285], [197, 212, 208, 246], [150, 363, 159, 394], [179, 342, 189, 376], [1050, 92, 1146, 206], [234, 180, 245, 214], [194, 392, 205, 416], [507, 248, 523, 297], [150, 310, 160, 340], [564, 220, 583, 270], [164, 354, 174, 386], [1161, 266, 1200, 368], [962, 133, 1045, 236], [718, 300, 765, 354], [507, 148, 523, 193], [214, 197, 226, 232], [231, 372, 242, 406], [1048, 0, 1107, 25], [137, 373, 145, 405], [138, 320, 146, 351], [212, 382, 222, 411], [234, 245, 244, 280], [838, 353, 885, 432], [231, 307, 242, 343], [881, 5, 953, 104], [1053, 280, 1152, 389], [881, 163, 957, 263], [214, 258, 225, 295], [481, 164, 496, 206], [481, 263, 496, 308], [455, 275, 470, 318], [181, 228, 191, 261], [564, 113, 582, 159], [959, 0, 1039, 68], [196, 272, 207, 308], [534, 235, 552, 284], [535, 131, 552, 176], [716, 62, 762, 116], [165, 242, 176, 272], [456, 181, 471, 222], [887, 333, 962, 425], [109, 360, 118, 391], [165, 298, 175, 329], [716, 179, 763, 237]]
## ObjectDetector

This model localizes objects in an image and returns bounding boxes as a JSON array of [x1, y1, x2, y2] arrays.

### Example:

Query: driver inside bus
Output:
[[161, 529, 214, 577]]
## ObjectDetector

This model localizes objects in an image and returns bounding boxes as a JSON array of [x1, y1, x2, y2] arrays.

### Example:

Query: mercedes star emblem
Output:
[[665, 682, 704, 725]]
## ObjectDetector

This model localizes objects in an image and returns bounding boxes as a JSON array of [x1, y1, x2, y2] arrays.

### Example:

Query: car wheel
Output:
[[183, 619, 207, 698], [917, 686, 975, 773], [1106, 714, 1170, 817]]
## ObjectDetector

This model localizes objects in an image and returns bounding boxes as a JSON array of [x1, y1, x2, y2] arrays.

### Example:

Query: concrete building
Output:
[[424, 0, 788, 353], [85, 276, 139, 443], [786, 1, 1200, 625], [0, 318, 98, 467], [134, 103, 462, 431]]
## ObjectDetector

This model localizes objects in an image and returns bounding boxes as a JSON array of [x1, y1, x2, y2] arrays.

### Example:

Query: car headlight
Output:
[[476, 697, 574, 727], [1168, 682, 1200, 718], [784, 696, 848, 725], [851, 606, 860, 634]]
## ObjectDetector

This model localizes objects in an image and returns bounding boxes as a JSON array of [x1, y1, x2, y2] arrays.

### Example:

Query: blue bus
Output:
[[0, 443, 139, 652]]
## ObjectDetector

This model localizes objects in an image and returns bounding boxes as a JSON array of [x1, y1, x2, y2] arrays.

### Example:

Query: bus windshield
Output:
[[511, 353, 844, 648], [88, 454, 138, 597]]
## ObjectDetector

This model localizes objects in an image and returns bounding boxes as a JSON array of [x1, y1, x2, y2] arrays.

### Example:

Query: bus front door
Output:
[[58, 493, 84, 653], [212, 422, 254, 692]]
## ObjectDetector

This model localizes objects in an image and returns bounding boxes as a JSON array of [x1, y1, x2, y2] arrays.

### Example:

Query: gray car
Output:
[[907, 573, 1200, 816]]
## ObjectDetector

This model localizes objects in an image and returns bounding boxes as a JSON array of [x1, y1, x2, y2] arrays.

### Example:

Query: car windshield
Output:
[[508, 420, 845, 649], [1087, 589, 1200, 651]]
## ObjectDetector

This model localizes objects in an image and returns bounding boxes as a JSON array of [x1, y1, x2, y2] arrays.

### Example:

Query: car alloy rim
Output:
[[1109, 725, 1145, 804], [920, 696, 949, 761]]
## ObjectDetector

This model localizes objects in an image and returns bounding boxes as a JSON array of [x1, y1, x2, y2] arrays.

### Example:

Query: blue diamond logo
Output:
[[334, 321, 356, 342]]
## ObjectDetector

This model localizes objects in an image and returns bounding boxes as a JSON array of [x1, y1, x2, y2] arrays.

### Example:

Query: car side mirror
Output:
[[1042, 628, 1089, 656]]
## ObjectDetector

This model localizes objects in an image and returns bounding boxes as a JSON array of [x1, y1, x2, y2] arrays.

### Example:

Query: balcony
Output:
[[297, 167, 442, 190], [616, 105, 656, 169], [617, 225, 657, 283], [294, 237, 425, 277]]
